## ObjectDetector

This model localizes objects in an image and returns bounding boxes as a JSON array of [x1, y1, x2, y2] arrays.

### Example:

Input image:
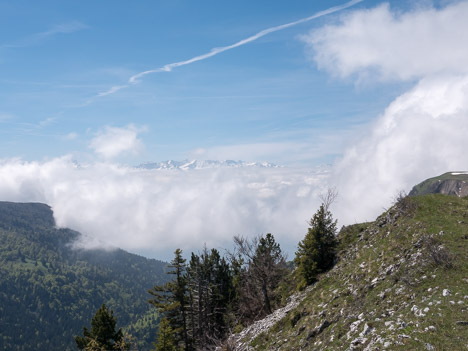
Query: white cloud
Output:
[[299, 1, 468, 224], [89, 125, 146, 160], [63, 132, 78, 140], [97, 85, 128, 97], [303, 1, 468, 81], [39, 117, 55, 127], [0, 157, 330, 259], [332, 74, 468, 224]]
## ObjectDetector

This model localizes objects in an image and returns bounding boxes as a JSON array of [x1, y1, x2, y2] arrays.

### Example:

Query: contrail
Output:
[[98, 0, 363, 97]]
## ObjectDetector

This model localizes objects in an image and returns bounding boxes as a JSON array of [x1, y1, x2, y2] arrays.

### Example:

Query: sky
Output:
[[1, 0, 467, 260]]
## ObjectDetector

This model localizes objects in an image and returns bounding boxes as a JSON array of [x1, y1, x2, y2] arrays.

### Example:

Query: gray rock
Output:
[[360, 323, 373, 337], [350, 336, 367, 349], [227, 288, 309, 351], [307, 320, 331, 340], [348, 320, 362, 339]]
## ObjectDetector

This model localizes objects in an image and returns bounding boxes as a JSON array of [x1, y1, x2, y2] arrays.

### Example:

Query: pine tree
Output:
[[186, 248, 234, 348], [252, 233, 286, 314], [149, 249, 191, 350], [295, 204, 338, 287], [75, 304, 129, 350], [152, 317, 177, 351], [232, 233, 287, 321]]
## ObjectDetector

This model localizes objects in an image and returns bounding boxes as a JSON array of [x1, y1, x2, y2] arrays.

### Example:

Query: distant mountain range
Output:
[[136, 159, 281, 170]]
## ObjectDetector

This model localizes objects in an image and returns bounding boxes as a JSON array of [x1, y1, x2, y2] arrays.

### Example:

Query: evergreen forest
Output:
[[0, 201, 169, 351]]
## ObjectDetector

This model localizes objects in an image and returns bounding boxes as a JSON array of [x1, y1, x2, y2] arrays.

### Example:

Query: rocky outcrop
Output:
[[409, 172, 468, 197], [225, 289, 310, 351]]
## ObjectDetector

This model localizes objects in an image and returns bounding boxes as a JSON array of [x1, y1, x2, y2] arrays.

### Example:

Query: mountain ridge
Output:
[[0, 201, 169, 351], [136, 159, 281, 170]]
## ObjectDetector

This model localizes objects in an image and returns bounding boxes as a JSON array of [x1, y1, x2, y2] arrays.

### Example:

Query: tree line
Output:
[[75, 197, 338, 351]]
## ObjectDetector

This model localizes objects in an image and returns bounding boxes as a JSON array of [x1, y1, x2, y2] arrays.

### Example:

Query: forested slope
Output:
[[0, 201, 168, 351]]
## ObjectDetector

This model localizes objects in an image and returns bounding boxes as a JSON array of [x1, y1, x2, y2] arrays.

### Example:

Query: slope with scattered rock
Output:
[[228, 194, 468, 350]]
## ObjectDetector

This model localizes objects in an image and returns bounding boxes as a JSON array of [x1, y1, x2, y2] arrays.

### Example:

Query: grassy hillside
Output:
[[0, 202, 168, 351], [233, 194, 468, 350]]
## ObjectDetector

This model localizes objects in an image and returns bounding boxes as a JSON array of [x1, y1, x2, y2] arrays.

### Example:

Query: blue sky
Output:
[[0, 0, 412, 166]]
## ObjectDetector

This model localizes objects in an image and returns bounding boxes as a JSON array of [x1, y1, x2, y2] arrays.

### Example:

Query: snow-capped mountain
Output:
[[136, 160, 281, 171]]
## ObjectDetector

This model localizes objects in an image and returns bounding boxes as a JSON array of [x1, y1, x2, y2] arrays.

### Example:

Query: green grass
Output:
[[238, 194, 468, 350]]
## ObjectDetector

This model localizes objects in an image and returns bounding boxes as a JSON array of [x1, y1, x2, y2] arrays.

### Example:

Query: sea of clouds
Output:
[[0, 158, 330, 258], [1, 1, 467, 259]]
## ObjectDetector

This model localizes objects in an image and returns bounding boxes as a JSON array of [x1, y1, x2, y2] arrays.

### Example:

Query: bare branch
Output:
[[319, 187, 338, 212]]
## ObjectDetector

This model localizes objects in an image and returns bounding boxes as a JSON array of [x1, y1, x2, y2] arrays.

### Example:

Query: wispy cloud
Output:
[[0, 113, 14, 122], [34, 21, 88, 39], [63, 132, 78, 141], [187, 133, 352, 166], [97, 0, 363, 97], [38, 117, 56, 127], [96, 85, 128, 97], [1, 21, 88, 49], [12, 117, 58, 135]]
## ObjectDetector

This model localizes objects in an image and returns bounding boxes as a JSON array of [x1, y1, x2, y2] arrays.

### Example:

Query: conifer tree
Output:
[[295, 204, 338, 287], [149, 249, 191, 350], [75, 304, 129, 350], [186, 247, 234, 348], [232, 233, 287, 321], [252, 233, 286, 314], [152, 317, 177, 351]]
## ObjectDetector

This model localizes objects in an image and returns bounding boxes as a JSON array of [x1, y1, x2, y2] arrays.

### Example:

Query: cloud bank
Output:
[[0, 157, 329, 259], [332, 74, 468, 223], [303, 1, 468, 81], [301, 1, 468, 223]]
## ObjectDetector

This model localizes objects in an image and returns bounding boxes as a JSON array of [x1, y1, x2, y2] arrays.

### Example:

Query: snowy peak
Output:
[[136, 160, 280, 171]]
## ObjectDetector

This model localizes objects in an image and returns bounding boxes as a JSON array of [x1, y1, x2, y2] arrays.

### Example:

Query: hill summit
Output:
[[228, 192, 468, 350], [409, 172, 468, 197]]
